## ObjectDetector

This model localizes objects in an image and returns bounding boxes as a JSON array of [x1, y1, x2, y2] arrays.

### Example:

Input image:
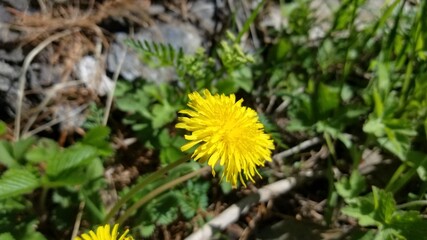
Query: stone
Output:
[[75, 56, 113, 96], [189, 0, 216, 34], [0, 61, 19, 91], [0, 48, 24, 63], [107, 22, 202, 82], [0, 0, 30, 11]]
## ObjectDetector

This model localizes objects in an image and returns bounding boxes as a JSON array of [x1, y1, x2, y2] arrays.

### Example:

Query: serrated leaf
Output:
[[0, 141, 17, 168], [25, 139, 60, 164], [177, 180, 210, 219], [139, 224, 155, 238], [0, 169, 40, 200], [341, 193, 377, 227], [335, 170, 366, 200], [388, 210, 427, 240], [372, 187, 396, 224], [147, 192, 179, 225], [81, 126, 113, 157], [46, 144, 97, 178], [12, 137, 36, 163]]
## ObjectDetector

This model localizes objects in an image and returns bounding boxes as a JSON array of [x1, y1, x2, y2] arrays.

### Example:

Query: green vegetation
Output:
[[1, 0, 427, 239]]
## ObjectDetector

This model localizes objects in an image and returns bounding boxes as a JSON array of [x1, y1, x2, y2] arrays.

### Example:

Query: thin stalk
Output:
[[397, 200, 427, 210], [116, 166, 209, 225], [39, 186, 48, 215], [103, 46, 127, 126], [84, 194, 105, 223], [324, 156, 336, 226], [385, 163, 407, 192], [236, 0, 264, 43], [386, 164, 418, 194], [390, 167, 418, 194], [104, 154, 191, 223], [14, 29, 75, 140]]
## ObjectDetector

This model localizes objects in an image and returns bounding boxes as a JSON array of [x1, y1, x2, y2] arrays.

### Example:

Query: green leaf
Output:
[[232, 66, 253, 92], [139, 224, 155, 238], [0, 169, 40, 200], [388, 210, 427, 240], [406, 151, 427, 181], [177, 180, 210, 219], [0, 121, 6, 136], [12, 137, 36, 163], [25, 139, 60, 164], [0, 141, 17, 168], [0, 137, 37, 167], [81, 126, 113, 157], [316, 82, 340, 118], [146, 192, 179, 225], [377, 61, 390, 94], [341, 187, 398, 228], [0, 232, 15, 240], [151, 103, 176, 129], [160, 147, 184, 165], [220, 181, 233, 195], [335, 170, 366, 200], [216, 79, 238, 95], [46, 144, 97, 178], [372, 87, 384, 118], [341, 196, 377, 227], [363, 118, 386, 137], [0, 198, 27, 211], [372, 186, 396, 224]]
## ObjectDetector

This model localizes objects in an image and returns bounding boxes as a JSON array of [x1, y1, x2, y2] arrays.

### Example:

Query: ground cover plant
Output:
[[0, 0, 427, 239]]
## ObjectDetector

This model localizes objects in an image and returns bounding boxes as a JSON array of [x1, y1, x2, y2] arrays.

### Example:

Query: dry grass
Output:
[[9, 0, 151, 71], [7, 0, 152, 139]]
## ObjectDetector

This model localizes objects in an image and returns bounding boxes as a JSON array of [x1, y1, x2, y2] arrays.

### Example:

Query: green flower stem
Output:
[[397, 200, 427, 209], [39, 186, 48, 215], [385, 163, 407, 193], [116, 166, 210, 225], [104, 154, 191, 223], [386, 162, 419, 194]]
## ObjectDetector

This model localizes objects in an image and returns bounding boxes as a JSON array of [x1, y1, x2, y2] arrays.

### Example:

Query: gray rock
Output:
[[0, 0, 30, 11], [0, 61, 23, 118], [0, 4, 21, 43], [190, 0, 216, 34], [0, 3, 13, 22], [75, 56, 113, 96], [0, 48, 24, 63], [27, 63, 63, 90], [0, 61, 19, 91], [107, 22, 202, 82]]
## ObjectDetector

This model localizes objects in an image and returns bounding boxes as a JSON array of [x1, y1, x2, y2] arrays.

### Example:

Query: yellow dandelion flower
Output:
[[176, 89, 275, 187], [75, 224, 133, 240]]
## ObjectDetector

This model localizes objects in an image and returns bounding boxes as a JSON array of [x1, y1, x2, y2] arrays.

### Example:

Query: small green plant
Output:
[[0, 126, 112, 239], [340, 186, 427, 239]]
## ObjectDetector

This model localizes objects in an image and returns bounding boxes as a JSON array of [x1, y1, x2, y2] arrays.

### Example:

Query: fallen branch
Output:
[[272, 137, 322, 163], [185, 170, 320, 240], [14, 29, 75, 140]]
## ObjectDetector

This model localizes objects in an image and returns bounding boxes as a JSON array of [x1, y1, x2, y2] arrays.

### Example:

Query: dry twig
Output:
[[14, 29, 75, 140], [272, 137, 323, 163], [185, 170, 320, 240], [102, 46, 127, 126]]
